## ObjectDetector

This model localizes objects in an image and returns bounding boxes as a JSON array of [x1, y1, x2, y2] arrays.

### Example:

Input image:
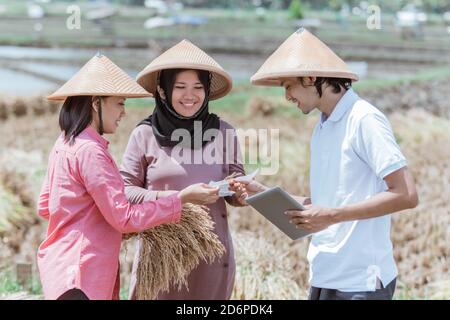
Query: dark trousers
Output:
[[309, 278, 396, 300], [57, 289, 89, 300]]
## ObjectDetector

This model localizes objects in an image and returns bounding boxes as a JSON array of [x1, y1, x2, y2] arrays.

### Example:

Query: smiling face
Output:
[[171, 70, 206, 117], [281, 77, 320, 115], [92, 96, 126, 134]]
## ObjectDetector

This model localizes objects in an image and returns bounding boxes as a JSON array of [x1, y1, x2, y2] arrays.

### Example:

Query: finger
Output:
[[285, 210, 303, 217], [207, 186, 219, 194], [225, 172, 239, 180], [289, 217, 307, 225], [295, 224, 312, 230], [201, 183, 217, 190], [232, 182, 244, 190], [203, 198, 216, 205], [289, 218, 311, 227]]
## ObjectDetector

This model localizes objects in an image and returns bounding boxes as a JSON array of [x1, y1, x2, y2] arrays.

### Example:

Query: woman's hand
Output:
[[178, 183, 219, 205]]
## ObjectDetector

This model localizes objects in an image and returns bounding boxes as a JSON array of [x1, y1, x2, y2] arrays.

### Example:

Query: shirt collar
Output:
[[320, 88, 359, 124], [83, 125, 110, 148]]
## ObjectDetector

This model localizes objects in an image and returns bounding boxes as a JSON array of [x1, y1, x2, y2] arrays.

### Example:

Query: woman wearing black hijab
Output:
[[120, 40, 247, 300]]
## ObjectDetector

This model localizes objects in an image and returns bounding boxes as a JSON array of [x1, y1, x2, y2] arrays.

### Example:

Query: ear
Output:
[[91, 96, 100, 113], [156, 85, 166, 100], [307, 77, 316, 85]]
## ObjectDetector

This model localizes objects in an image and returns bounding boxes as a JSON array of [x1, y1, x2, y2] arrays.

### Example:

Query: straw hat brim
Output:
[[47, 54, 152, 101], [251, 70, 359, 86], [137, 63, 232, 101], [47, 92, 151, 101]]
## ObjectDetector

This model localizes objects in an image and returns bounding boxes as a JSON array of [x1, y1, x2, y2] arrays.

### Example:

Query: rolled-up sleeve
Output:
[[120, 129, 158, 204], [78, 143, 181, 233]]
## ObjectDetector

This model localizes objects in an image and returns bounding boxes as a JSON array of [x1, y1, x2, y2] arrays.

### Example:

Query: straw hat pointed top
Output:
[[251, 28, 359, 86], [136, 39, 232, 100], [48, 54, 152, 101]]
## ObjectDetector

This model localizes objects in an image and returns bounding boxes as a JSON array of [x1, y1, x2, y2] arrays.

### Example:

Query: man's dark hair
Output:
[[59, 96, 95, 145], [299, 77, 352, 97]]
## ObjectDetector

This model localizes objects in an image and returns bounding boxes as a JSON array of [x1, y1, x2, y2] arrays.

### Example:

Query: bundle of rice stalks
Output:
[[48, 100, 60, 114], [0, 148, 44, 247], [126, 203, 225, 300], [11, 98, 27, 117], [31, 97, 47, 116], [0, 149, 45, 209], [246, 96, 276, 117], [0, 101, 7, 121], [0, 185, 29, 234], [1, 172, 33, 209], [31, 96, 60, 116]]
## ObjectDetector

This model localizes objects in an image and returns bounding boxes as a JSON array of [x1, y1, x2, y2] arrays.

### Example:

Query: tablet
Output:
[[245, 186, 312, 240]]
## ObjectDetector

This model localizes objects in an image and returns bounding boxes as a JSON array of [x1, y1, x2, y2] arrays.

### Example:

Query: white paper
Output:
[[208, 180, 235, 197], [208, 168, 260, 198], [234, 168, 260, 183]]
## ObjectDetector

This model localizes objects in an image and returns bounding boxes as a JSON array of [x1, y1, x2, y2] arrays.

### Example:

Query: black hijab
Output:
[[138, 69, 220, 149]]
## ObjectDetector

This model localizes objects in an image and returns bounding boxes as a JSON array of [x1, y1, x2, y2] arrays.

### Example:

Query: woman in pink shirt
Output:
[[37, 54, 220, 300]]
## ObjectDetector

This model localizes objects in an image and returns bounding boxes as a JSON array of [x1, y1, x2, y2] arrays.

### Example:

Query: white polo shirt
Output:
[[308, 88, 407, 292]]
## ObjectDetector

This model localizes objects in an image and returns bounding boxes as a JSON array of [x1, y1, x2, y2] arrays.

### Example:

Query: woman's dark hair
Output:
[[300, 77, 352, 97], [59, 96, 96, 145]]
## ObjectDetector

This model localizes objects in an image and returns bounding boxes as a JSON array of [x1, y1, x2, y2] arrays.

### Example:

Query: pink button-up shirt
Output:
[[37, 126, 181, 300]]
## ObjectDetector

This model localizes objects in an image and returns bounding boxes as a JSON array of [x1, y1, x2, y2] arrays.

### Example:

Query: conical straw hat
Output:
[[251, 28, 358, 86], [136, 40, 232, 100], [48, 54, 152, 101]]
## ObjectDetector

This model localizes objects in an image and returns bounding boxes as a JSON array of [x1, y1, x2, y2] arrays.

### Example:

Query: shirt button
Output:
[[223, 263, 229, 268], [222, 214, 226, 218]]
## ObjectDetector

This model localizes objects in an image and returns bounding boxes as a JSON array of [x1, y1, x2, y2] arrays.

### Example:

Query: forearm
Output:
[[124, 185, 158, 204], [109, 193, 182, 233], [334, 190, 417, 223]]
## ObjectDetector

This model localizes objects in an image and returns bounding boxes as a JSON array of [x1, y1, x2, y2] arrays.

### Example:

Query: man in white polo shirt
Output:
[[248, 28, 418, 300]]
